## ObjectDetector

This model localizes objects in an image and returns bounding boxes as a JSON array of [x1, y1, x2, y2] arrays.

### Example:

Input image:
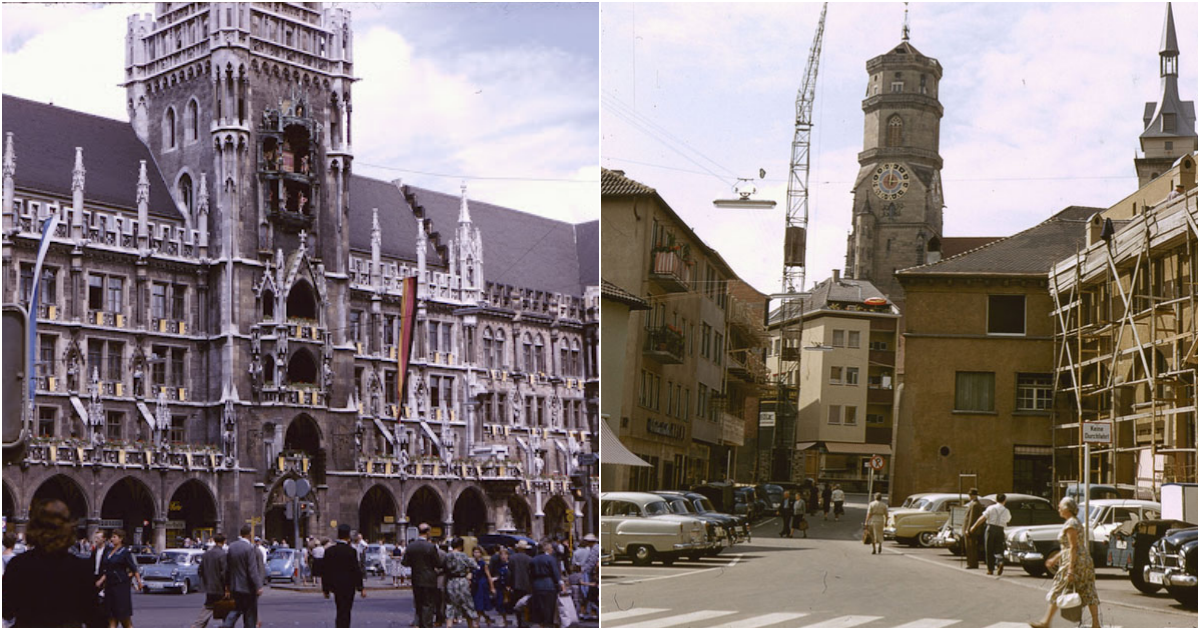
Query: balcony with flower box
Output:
[[643, 325, 685, 364], [649, 249, 691, 293], [728, 348, 768, 384]]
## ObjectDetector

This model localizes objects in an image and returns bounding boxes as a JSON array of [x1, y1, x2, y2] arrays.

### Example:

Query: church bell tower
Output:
[[845, 25, 945, 308]]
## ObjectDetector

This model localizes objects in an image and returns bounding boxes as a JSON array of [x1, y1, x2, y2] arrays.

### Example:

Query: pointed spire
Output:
[[459, 181, 472, 224], [2, 132, 14, 181], [72, 147, 86, 193], [902, 2, 910, 42], [371, 207, 381, 249], [197, 172, 210, 215], [1161, 2, 1179, 57], [136, 160, 149, 206]]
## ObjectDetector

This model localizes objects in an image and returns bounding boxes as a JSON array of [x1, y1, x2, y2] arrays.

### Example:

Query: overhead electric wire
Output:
[[355, 161, 596, 184], [603, 91, 740, 181]]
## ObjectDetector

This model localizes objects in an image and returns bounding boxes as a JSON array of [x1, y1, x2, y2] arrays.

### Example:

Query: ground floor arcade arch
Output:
[[359, 484, 398, 543], [100, 477, 158, 546]]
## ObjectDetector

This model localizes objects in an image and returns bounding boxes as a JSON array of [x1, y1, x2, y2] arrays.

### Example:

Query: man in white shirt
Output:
[[971, 493, 1011, 575]]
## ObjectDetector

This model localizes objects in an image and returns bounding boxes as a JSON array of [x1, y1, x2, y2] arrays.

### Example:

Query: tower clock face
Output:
[[872, 163, 910, 200]]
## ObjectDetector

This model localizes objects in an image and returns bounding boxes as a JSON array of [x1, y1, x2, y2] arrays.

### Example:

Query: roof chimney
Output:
[[832, 269, 840, 284]]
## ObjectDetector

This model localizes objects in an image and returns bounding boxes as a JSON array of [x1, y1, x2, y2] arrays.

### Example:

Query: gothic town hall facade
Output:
[[1, 2, 599, 549]]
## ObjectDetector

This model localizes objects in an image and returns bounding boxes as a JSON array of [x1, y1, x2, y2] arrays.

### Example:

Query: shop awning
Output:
[[824, 442, 892, 455], [600, 420, 651, 467], [69, 396, 89, 422], [136, 400, 156, 430], [373, 418, 397, 445], [795, 442, 819, 452]]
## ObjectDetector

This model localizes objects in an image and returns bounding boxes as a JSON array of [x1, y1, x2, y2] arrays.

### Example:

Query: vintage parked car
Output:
[[1145, 527, 1197, 608], [600, 491, 707, 566], [756, 484, 785, 513], [934, 494, 1059, 554], [362, 544, 395, 577], [678, 491, 751, 543], [885, 493, 977, 547], [140, 548, 204, 594], [654, 491, 731, 556], [1005, 499, 1161, 577], [733, 487, 766, 520], [265, 547, 300, 583], [1109, 518, 1193, 594], [478, 533, 539, 552]]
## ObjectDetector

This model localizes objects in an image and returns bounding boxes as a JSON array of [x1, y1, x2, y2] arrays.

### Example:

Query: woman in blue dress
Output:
[[471, 546, 495, 626], [489, 546, 513, 627], [99, 528, 143, 628]]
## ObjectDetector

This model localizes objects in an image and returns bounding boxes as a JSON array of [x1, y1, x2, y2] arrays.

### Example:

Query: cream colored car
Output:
[[885, 492, 976, 547], [600, 491, 708, 566]]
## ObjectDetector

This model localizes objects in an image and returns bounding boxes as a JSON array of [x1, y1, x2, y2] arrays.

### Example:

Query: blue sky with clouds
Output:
[[2, 2, 599, 224], [601, 2, 1198, 294]]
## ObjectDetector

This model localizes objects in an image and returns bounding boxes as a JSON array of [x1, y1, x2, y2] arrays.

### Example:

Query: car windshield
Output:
[[158, 551, 191, 565], [644, 500, 673, 516], [697, 498, 717, 512], [268, 550, 293, 561], [913, 498, 933, 511], [669, 499, 693, 514]]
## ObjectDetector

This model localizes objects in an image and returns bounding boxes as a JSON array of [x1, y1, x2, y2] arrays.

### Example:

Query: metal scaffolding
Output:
[[1048, 190, 1197, 497]]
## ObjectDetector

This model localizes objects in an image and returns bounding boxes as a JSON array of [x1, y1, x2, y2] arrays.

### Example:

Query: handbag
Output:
[[797, 516, 809, 531], [1055, 586, 1083, 623], [211, 595, 236, 620], [863, 526, 872, 545]]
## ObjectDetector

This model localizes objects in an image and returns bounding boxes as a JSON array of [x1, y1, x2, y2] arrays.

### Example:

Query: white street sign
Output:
[[759, 412, 776, 428], [1082, 422, 1112, 444]]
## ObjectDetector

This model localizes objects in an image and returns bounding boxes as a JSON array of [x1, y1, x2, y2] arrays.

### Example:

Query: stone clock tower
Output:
[[845, 34, 945, 308]]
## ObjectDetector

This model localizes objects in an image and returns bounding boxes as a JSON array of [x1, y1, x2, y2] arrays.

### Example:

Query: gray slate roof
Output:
[[348, 175, 443, 265], [575, 219, 599, 286], [403, 185, 594, 296], [898, 206, 1103, 276], [2, 95, 181, 218]]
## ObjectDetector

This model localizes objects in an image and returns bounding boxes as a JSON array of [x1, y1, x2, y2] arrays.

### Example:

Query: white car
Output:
[[1005, 499, 1161, 576], [600, 491, 708, 566]]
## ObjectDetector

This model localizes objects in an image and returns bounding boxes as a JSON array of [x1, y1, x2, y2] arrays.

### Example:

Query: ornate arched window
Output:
[[571, 339, 582, 377], [534, 335, 545, 373], [494, 329, 506, 369], [522, 334, 534, 372], [186, 99, 199, 142], [287, 280, 317, 321], [482, 328, 494, 368], [178, 173, 194, 216], [886, 115, 903, 148]]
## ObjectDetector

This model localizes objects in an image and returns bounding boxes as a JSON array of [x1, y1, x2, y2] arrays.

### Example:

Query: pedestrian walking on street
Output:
[[223, 524, 266, 628], [489, 547, 514, 627], [971, 493, 1011, 576], [793, 494, 808, 538], [1, 500, 95, 628], [193, 533, 228, 628], [443, 538, 480, 628], [87, 529, 111, 628], [808, 484, 820, 516], [961, 489, 985, 570], [822, 483, 832, 520], [403, 523, 443, 628], [507, 541, 534, 628], [323, 525, 367, 629], [831, 485, 845, 521], [100, 528, 144, 628], [530, 541, 564, 628], [1031, 497, 1101, 628], [864, 492, 888, 554], [779, 490, 794, 537], [471, 547, 495, 626]]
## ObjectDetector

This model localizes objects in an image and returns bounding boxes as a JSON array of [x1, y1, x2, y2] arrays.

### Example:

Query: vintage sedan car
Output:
[[1145, 527, 1197, 608], [756, 484, 784, 513], [362, 544, 394, 577], [654, 491, 731, 556], [885, 493, 977, 547], [681, 491, 751, 543], [1109, 518, 1193, 594], [933, 494, 1058, 553], [1005, 499, 1161, 577], [600, 491, 707, 566], [265, 547, 300, 583], [140, 548, 204, 594]]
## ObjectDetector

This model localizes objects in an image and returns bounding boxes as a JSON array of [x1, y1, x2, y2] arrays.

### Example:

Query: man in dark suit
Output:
[[401, 523, 441, 628], [194, 533, 228, 628], [322, 524, 366, 628], [530, 540, 565, 628], [222, 525, 265, 628], [507, 540, 534, 628], [961, 488, 986, 570]]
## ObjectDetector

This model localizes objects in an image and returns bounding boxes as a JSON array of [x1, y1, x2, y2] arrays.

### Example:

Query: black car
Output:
[[654, 491, 729, 558], [680, 491, 751, 543], [1108, 518, 1192, 594], [1145, 527, 1198, 608], [755, 484, 784, 513]]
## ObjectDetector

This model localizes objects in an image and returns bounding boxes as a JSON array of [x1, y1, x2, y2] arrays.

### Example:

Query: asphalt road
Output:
[[600, 498, 1196, 628], [128, 575, 599, 628]]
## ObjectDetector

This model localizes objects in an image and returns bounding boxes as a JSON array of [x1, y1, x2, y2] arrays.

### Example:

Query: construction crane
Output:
[[765, 3, 826, 483], [782, 2, 827, 294]]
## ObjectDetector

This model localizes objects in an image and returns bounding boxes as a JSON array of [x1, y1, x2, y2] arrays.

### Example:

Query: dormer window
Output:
[[1162, 113, 1176, 133]]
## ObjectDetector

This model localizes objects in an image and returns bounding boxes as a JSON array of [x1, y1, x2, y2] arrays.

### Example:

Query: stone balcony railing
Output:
[[23, 438, 228, 470], [358, 456, 525, 480], [13, 199, 201, 261], [262, 386, 325, 407]]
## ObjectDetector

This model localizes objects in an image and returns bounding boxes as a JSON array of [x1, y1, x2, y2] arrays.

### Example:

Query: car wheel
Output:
[[1022, 562, 1046, 577], [180, 579, 189, 595], [1129, 562, 1162, 594], [917, 532, 937, 548], [629, 545, 654, 567], [1167, 586, 1197, 609]]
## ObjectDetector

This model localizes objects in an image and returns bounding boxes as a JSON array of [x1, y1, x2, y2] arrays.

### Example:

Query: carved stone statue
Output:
[[322, 360, 334, 392], [414, 375, 428, 414], [533, 452, 545, 478]]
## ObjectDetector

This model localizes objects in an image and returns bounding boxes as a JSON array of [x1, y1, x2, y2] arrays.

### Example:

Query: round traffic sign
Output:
[[869, 455, 885, 471]]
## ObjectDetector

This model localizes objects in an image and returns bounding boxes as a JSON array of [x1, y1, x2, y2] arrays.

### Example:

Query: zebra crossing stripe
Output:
[[984, 623, 1034, 628], [713, 612, 810, 628], [800, 615, 884, 628], [599, 608, 668, 622], [608, 610, 737, 628], [896, 619, 959, 628]]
